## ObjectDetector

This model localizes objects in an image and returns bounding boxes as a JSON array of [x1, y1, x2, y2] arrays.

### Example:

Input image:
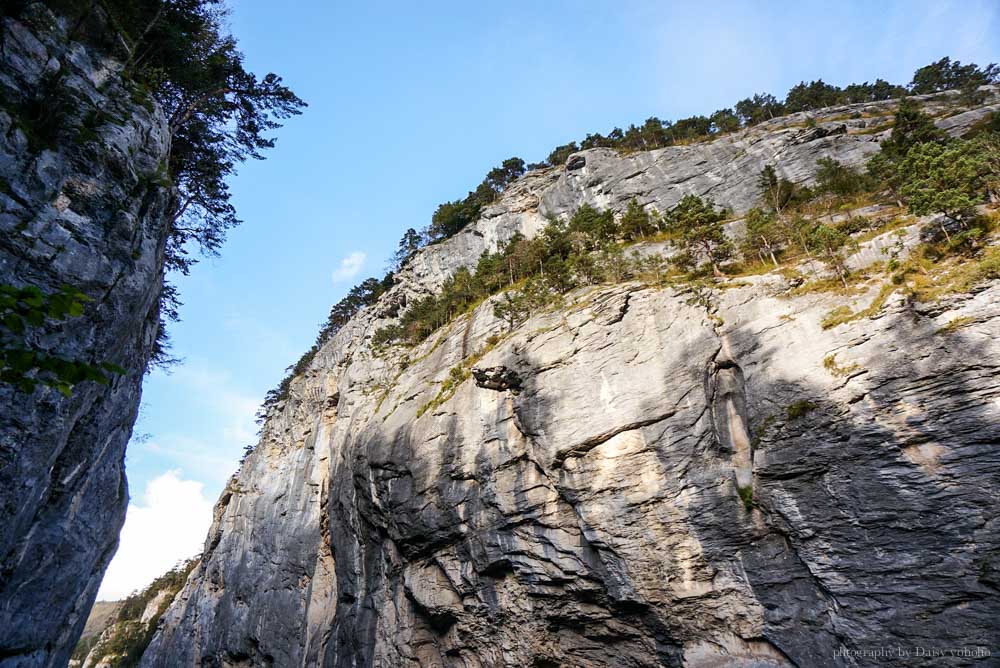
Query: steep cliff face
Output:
[[143, 94, 999, 667], [0, 7, 172, 667]]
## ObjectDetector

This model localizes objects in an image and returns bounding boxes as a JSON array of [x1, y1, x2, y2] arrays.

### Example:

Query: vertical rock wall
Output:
[[0, 7, 172, 666]]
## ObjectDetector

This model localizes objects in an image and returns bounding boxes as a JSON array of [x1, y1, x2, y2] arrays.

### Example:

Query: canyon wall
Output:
[[141, 93, 1000, 667], [0, 7, 172, 666]]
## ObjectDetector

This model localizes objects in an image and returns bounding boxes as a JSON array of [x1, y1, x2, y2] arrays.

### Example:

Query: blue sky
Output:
[[98, 0, 1000, 598]]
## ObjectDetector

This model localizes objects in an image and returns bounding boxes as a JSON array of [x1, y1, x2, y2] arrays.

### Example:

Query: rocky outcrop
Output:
[[0, 7, 172, 667], [142, 94, 1000, 666]]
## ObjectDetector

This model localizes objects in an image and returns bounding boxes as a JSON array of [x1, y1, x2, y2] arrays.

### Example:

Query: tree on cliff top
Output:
[[20, 1, 305, 274], [909, 57, 999, 95], [113, 0, 306, 274], [48, 0, 304, 370]]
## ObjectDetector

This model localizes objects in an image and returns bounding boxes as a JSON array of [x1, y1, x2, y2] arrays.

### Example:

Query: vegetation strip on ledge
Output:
[[254, 57, 1000, 430]]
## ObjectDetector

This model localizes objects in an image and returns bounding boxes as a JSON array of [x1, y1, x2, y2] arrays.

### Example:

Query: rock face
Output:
[[143, 94, 1000, 667], [0, 7, 172, 667]]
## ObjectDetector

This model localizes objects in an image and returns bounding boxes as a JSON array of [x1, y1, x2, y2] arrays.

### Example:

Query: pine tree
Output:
[[806, 224, 854, 288], [666, 196, 732, 276], [619, 199, 652, 241], [742, 208, 781, 266]]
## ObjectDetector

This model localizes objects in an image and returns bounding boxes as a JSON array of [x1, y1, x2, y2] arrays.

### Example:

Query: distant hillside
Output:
[[71, 560, 197, 668]]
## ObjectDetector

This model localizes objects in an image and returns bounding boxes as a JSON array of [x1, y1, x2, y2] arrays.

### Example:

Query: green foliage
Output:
[[493, 276, 555, 331], [531, 56, 988, 165], [787, 400, 818, 420], [784, 79, 842, 113], [526, 56, 983, 175], [737, 485, 754, 510], [741, 208, 782, 266], [372, 203, 662, 347], [664, 195, 731, 275], [372, 324, 403, 347], [429, 197, 482, 240], [389, 228, 424, 271], [425, 156, 526, 242], [259, 274, 393, 415], [814, 157, 872, 197], [7, 1, 305, 381], [709, 108, 740, 134], [78, 558, 198, 667], [71, 635, 100, 663], [842, 79, 906, 103], [875, 98, 947, 164], [909, 57, 999, 95], [485, 157, 527, 192], [255, 54, 998, 430], [21, 0, 307, 274], [547, 142, 579, 166], [567, 204, 617, 242], [619, 199, 653, 241], [0, 284, 124, 395], [806, 224, 855, 287], [735, 93, 784, 126], [895, 135, 998, 220], [758, 165, 802, 213], [963, 110, 1000, 139], [670, 115, 712, 141]]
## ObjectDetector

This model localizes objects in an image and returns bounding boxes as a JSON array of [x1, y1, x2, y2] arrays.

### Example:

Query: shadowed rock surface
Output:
[[141, 92, 1000, 667], [0, 7, 172, 667]]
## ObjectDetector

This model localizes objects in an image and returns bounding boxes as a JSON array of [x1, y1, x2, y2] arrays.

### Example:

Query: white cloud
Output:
[[130, 362, 262, 490], [98, 471, 213, 600], [331, 251, 366, 282]]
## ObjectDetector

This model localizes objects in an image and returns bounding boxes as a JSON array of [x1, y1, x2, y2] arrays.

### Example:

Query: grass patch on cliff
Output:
[[415, 337, 501, 418], [823, 353, 861, 377], [787, 265, 882, 298], [913, 246, 1000, 299], [852, 120, 894, 135], [737, 485, 754, 510], [935, 315, 976, 334], [820, 282, 896, 329], [888, 220, 1000, 302]]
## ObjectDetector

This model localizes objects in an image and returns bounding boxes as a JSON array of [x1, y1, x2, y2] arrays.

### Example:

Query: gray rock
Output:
[[471, 365, 521, 392], [0, 8, 172, 667], [142, 91, 1000, 666]]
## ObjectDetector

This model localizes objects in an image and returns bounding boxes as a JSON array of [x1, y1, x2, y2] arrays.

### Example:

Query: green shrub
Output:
[[737, 485, 754, 510], [787, 400, 818, 419]]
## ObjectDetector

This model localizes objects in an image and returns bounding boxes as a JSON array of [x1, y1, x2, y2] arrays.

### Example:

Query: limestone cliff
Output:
[[143, 93, 1000, 667], [0, 7, 172, 667]]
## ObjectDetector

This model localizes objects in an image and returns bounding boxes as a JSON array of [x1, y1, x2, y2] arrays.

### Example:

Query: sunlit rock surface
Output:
[[142, 94, 1000, 667]]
